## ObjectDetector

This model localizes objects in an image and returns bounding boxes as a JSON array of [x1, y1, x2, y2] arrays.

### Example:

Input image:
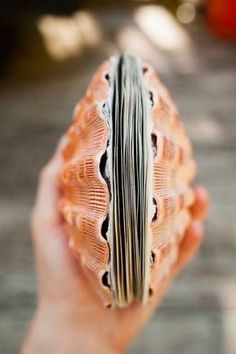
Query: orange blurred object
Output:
[[206, 0, 236, 38]]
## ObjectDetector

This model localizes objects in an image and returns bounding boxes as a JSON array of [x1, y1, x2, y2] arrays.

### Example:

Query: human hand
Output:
[[21, 144, 208, 354]]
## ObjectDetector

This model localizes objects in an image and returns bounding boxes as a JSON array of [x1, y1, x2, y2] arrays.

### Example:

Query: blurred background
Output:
[[0, 0, 236, 353]]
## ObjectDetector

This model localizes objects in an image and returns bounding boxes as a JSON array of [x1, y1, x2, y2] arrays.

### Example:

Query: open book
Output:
[[108, 55, 152, 306], [59, 54, 195, 308]]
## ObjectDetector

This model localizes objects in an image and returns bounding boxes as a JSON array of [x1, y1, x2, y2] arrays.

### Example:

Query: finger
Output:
[[147, 222, 202, 319], [190, 186, 209, 221], [176, 222, 204, 270]]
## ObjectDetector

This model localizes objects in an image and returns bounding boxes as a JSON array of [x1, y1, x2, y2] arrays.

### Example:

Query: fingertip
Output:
[[185, 222, 204, 246], [193, 186, 209, 202], [50, 135, 67, 162], [191, 186, 209, 220]]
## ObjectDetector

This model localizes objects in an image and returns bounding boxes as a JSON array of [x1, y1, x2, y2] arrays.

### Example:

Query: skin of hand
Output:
[[21, 144, 208, 354]]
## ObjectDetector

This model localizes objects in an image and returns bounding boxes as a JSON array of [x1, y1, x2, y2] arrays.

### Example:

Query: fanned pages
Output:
[[110, 55, 152, 306], [59, 54, 196, 308]]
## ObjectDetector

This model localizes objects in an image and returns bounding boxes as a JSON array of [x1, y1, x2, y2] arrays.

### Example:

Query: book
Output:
[[59, 54, 196, 308]]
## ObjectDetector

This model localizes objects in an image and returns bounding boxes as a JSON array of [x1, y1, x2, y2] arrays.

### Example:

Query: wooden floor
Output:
[[0, 9, 236, 354]]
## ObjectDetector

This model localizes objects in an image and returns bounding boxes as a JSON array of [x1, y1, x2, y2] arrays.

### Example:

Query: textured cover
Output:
[[58, 58, 196, 307]]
